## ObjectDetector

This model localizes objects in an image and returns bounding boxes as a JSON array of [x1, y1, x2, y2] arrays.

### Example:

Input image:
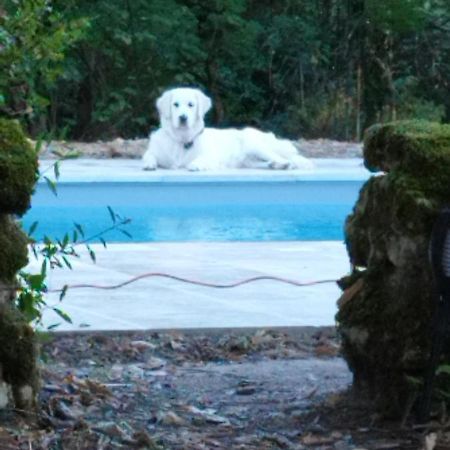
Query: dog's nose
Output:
[[179, 114, 188, 124]]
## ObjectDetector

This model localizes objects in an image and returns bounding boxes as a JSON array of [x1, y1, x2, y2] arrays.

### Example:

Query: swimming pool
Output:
[[23, 179, 363, 242]]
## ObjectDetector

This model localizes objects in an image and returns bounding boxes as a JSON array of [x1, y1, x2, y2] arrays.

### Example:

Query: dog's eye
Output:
[[188, 102, 194, 108], [173, 102, 179, 108]]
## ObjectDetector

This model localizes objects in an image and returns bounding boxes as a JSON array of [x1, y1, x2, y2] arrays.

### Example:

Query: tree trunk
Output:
[[207, 59, 225, 123], [356, 64, 362, 141]]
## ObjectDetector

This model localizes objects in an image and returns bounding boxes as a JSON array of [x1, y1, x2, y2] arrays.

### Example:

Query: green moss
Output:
[[338, 121, 449, 416], [364, 120, 450, 201], [345, 174, 435, 268], [0, 305, 38, 406], [0, 119, 38, 215], [0, 215, 29, 282], [337, 262, 433, 416]]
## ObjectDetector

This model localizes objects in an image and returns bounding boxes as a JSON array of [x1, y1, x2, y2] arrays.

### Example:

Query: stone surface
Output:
[[33, 241, 349, 331], [37, 157, 370, 182], [0, 119, 38, 215], [0, 215, 29, 284], [337, 120, 450, 417], [0, 119, 39, 410]]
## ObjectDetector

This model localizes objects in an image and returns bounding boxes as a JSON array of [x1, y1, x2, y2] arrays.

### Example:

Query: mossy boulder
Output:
[[0, 118, 39, 410], [364, 120, 450, 202], [0, 119, 38, 215], [337, 120, 450, 417], [0, 215, 29, 283], [0, 305, 39, 409]]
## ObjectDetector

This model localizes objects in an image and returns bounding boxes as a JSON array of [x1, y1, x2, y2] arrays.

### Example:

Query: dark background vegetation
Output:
[[1, 0, 449, 141]]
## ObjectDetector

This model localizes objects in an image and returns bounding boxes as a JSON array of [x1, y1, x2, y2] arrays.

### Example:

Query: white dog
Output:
[[142, 87, 313, 171]]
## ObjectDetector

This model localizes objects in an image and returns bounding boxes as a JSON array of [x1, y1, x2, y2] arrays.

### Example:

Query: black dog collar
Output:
[[183, 127, 204, 151]]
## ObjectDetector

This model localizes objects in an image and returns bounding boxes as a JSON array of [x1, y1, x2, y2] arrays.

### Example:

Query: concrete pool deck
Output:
[[32, 241, 350, 331], [31, 158, 370, 331], [39, 157, 371, 183]]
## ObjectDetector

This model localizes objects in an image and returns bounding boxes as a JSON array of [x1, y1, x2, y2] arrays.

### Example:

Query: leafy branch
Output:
[[18, 206, 131, 327], [16, 142, 132, 328]]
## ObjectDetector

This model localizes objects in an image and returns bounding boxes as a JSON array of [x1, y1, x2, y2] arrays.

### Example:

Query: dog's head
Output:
[[156, 87, 212, 131]]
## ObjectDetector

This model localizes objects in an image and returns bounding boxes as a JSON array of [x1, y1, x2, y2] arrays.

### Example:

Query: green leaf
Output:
[[53, 307, 72, 323], [59, 285, 68, 301], [74, 223, 85, 237], [436, 389, 450, 400], [35, 137, 43, 154], [28, 221, 39, 236], [107, 206, 116, 223], [436, 365, 450, 376], [63, 150, 81, 159], [119, 229, 132, 238], [88, 248, 96, 263], [40, 260, 47, 278], [62, 256, 72, 269], [51, 149, 66, 158], [44, 176, 58, 196], [62, 233, 69, 248], [28, 274, 46, 290], [17, 292, 41, 322], [54, 161, 60, 179], [405, 375, 422, 386]]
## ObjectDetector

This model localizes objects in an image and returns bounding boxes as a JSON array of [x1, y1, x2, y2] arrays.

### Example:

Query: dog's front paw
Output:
[[186, 160, 210, 171], [143, 164, 157, 171], [292, 156, 315, 170], [142, 154, 157, 171], [269, 160, 290, 170], [186, 162, 200, 171]]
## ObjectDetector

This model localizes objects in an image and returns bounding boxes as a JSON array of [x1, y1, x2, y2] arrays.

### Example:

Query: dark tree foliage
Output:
[[1, 0, 449, 140]]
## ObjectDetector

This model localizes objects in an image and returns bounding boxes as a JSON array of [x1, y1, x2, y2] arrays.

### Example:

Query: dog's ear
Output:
[[196, 90, 212, 120], [156, 90, 173, 120]]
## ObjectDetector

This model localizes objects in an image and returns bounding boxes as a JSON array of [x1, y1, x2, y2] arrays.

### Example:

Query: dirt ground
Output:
[[0, 327, 437, 449]]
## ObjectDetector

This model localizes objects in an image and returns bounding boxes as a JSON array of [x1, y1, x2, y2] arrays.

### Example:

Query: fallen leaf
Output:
[[130, 340, 157, 351], [145, 357, 166, 370], [186, 406, 231, 426], [159, 411, 186, 426], [301, 433, 335, 445], [92, 421, 129, 439], [53, 400, 84, 421]]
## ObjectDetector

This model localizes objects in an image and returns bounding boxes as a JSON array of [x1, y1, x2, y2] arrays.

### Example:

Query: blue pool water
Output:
[[22, 180, 362, 242]]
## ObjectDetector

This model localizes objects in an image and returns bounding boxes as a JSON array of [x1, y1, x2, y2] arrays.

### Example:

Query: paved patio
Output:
[[32, 241, 349, 331]]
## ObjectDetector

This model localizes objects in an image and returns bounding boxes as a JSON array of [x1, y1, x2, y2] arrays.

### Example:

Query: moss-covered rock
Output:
[[0, 215, 29, 283], [0, 305, 39, 408], [338, 120, 449, 417], [0, 119, 38, 215], [364, 120, 450, 201], [339, 180, 434, 415], [0, 120, 39, 410]]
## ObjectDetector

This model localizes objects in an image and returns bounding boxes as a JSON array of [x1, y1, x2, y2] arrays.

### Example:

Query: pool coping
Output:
[[38, 158, 378, 183]]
